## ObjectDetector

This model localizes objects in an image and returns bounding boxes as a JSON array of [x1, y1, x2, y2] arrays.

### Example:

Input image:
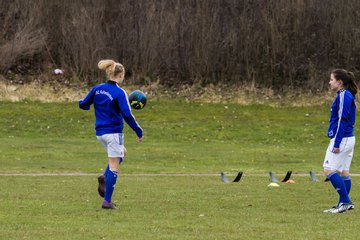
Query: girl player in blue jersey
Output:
[[79, 59, 143, 209], [323, 69, 358, 213]]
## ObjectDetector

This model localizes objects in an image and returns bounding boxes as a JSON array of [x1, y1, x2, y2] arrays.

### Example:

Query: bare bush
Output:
[[1, 0, 360, 91], [0, 1, 48, 72], [0, 24, 46, 71]]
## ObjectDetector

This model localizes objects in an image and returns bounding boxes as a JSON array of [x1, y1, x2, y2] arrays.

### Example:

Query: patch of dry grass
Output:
[[0, 79, 335, 106], [0, 82, 87, 102], [163, 83, 334, 107], [131, 81, 335, 106]]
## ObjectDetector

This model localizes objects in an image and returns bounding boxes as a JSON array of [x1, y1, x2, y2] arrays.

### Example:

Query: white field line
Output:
[[1, 172, 360, 177]]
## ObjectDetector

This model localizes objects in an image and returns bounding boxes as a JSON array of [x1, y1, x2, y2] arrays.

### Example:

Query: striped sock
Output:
[[104, 170, 118, 203], [103, 158, 122, 178]]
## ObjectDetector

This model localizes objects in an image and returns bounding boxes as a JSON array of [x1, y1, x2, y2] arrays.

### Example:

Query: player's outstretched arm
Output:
[[79, 87, 96, 110]]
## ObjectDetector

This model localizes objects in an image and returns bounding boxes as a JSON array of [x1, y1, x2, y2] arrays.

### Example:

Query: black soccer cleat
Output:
[[98, 175, 106, 198]]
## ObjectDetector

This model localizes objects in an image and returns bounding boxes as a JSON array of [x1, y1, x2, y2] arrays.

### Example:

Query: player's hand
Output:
[[333, 147, 340, 153]]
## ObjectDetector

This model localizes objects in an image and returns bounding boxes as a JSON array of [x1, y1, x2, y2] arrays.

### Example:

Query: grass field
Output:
[[1, 100, 360, 239]]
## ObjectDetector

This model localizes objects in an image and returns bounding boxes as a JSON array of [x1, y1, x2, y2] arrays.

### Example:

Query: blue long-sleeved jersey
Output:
[[327, 89, 356, 148], [79, 81, 143, 137]]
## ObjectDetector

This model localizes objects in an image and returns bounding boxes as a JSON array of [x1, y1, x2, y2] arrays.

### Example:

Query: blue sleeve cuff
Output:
[[334, 140, 341, 148], [79, 101, 90, 110]]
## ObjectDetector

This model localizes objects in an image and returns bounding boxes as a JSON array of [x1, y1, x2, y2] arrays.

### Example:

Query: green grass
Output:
[[1, 100, 360, 239], [1, 100, 354, 174], [1, 175, 360, 240]]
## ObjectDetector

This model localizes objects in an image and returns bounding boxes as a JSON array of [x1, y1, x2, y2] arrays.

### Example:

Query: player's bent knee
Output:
[[324, 168, 336, 176]]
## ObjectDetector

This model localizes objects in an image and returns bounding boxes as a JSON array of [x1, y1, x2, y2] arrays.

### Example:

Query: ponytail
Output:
[[331, 69, 359, 98], [347, 71, 358, 98], [98, 59, 125, 80]]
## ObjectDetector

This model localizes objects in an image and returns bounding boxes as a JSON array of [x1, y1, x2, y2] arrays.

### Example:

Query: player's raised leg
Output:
[[98, 157, 123, 198]]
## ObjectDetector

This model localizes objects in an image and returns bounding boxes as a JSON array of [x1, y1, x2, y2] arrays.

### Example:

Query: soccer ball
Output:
[[128, 90, 147, 109]]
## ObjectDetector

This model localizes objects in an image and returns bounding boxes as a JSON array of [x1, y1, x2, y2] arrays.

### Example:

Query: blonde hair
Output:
[[98, 59, 125, 80]]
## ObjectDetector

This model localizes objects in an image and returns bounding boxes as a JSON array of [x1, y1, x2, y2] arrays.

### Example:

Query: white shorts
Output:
[[96, 133, 124, 158], [323, 136, 355, 172]]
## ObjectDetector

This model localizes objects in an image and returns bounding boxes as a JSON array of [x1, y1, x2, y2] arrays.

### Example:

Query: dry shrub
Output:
[[1, 0, 360, 91], [0, 1, 47, 72], [56, 2, 109, 79], [0, 25, 46, 71]]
